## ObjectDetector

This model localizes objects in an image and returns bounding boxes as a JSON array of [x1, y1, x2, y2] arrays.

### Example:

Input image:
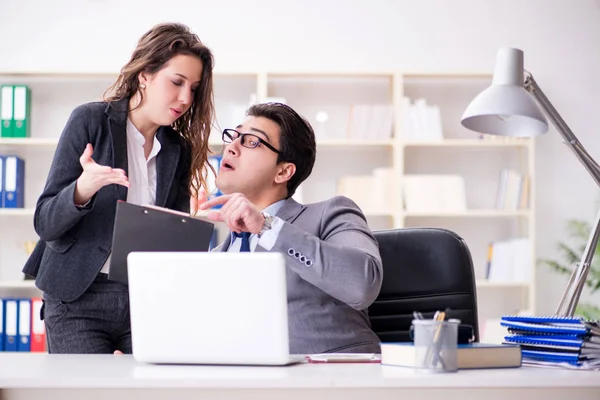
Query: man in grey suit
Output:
[[199, 102, 383, 355]]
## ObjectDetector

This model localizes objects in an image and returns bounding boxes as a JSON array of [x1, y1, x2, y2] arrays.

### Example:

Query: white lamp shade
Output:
[[461, 48, 548, 137]]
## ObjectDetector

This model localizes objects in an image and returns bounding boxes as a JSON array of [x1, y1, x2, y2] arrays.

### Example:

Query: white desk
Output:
[[0, 353, 598, 400]]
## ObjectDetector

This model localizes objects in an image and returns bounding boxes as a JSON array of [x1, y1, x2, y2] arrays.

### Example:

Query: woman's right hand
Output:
[[190, 186, 208, 213], [74, 143, 130, 205]]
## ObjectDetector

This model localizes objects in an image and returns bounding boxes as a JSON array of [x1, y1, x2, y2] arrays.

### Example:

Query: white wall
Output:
[[2, 0, 600, 314]]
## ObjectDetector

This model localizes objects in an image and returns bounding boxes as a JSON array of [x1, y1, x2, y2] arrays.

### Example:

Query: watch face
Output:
[[260, 214, 274, 235]]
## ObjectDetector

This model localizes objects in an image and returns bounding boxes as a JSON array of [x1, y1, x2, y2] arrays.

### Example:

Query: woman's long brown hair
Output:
[[104, 22, 215, 213]]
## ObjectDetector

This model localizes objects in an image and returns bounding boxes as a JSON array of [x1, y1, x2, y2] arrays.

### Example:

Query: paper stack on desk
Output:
[[501, 315, 600, 370]]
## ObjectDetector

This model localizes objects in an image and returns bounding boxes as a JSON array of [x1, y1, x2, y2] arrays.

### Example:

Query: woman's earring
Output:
[[140, 83, 146, 89]]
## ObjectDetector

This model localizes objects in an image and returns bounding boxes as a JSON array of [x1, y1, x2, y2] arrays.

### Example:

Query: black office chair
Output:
[[369, 228, 479, 343]]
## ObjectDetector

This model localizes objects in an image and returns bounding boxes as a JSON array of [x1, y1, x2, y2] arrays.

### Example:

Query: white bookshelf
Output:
[[0, 70, 537, 328], [403, 139, 532, 148], [315, 139, 394, 147], [403, 210, 531, 218], [0, 280, 37, 289], [476, 280, 530, 288], [0, 208, 35, 216], [0, 138, 59, 146]]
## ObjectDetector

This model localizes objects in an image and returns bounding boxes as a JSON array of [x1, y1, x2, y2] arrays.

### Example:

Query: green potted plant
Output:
[[539, 219, 600, 320]]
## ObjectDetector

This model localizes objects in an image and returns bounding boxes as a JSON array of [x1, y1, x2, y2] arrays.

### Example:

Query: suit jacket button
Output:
[[300, 256, 306, 262], [288, 248, 295, 255], [294, 252, 301, 259], [305, 260, 313, 267]]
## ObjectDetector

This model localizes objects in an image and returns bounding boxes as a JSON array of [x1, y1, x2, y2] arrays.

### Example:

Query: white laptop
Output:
[[127, 251, 301, 365]]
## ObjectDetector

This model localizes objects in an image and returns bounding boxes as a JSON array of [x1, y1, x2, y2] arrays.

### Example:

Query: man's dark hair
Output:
[[247, 102, 316, 198]]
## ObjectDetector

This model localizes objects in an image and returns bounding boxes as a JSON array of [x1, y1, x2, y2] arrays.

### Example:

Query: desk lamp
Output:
[[461, 47, 600, 317]]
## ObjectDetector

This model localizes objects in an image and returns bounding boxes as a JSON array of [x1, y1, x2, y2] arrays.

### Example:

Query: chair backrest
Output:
[[369, 228, 479, 343]]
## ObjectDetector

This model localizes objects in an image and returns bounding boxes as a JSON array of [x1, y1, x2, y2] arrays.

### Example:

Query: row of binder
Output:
[[1, 85, 31, 138], [0, 155, 25, 208], [1, 297, 46, 352], [501, 315, 600, 369]]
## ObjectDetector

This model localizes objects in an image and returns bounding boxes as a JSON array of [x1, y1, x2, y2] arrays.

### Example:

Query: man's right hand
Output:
[[74, 143, 129, 205]]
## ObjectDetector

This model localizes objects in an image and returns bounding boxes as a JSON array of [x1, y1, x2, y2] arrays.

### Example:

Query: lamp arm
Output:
[[555, 207, 600, 316], [525, 72, 600, 317], [524, 73, 600, 187]]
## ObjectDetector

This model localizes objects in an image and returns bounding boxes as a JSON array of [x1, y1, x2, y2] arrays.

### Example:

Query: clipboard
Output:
[[108, 201, 215, 284]]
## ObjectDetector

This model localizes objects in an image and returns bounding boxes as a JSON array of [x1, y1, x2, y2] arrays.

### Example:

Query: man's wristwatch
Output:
[[258, 212, 275, 237]]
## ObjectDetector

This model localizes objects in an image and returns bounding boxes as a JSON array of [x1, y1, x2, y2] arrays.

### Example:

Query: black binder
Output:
[[108, 201, 215, 284]]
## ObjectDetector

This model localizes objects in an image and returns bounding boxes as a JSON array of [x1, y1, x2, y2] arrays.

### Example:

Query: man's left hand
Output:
[[199, 193, 265, 234]]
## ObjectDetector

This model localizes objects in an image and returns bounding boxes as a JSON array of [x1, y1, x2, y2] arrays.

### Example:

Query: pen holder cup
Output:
[[412, 319, 460, 373]]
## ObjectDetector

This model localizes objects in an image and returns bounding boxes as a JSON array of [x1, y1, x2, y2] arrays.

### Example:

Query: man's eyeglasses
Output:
[[222, 129, 281, 155]]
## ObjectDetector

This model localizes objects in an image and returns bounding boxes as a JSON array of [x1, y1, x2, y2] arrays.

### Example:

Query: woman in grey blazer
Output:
[[22, 22, 216, 354]]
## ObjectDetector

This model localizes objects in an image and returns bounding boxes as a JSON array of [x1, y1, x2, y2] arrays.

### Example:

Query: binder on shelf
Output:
[[1, 85, 13, 138], [17, 299, 31, 352], [12, 85, 31, 138], [207, 155, 223, 209], [3, 156, 25, 208], [30, 297, 46, 352], [0, 155, 4, 208], [0, 298, 4, 351], [3, 299, 18, 352], [108, 202, 215, 284]]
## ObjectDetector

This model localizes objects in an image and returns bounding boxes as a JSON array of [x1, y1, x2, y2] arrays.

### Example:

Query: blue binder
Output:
[[0, 298, 4, 351], [521, 349, 581, 365], [0, 155, 4, 208], [3, 299, 18, 352], [17, 299, 31, 352], [3, 156, 24, 208], [207, 155, 223, 209], [501, 315, 584, 324], [505, 335, 584, 349], [501, 315, 600, 367], [501, 320, 589, 335]]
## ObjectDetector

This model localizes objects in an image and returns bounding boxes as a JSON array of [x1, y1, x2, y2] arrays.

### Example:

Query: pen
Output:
[[426, 310, 446, 368]]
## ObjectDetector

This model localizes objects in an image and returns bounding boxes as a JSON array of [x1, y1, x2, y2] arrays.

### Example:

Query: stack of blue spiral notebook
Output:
[[501, 315, 600, 370]]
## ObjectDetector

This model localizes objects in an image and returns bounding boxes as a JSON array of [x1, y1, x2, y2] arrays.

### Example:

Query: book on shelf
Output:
[[485, 238, 532, 284], [495, 169, 529, 210], [401, 97, 443, 142], [402, 175, 466, 213], [380, 342, 522, 369], [478, 134, 529, 142], [346, 104, 393, 140], [336, 168, 397, 215]]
